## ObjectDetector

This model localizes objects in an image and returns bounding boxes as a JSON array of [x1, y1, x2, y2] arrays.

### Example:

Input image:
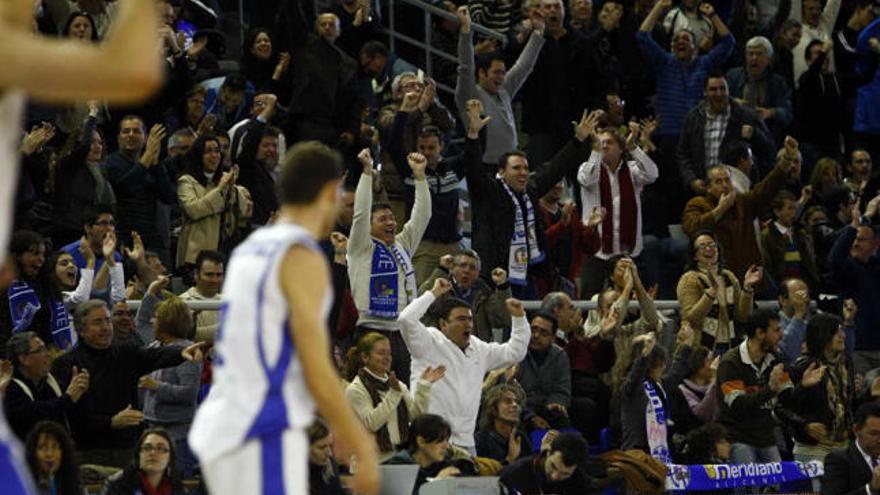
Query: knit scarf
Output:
[[822, 354, 850, 443], [137, 471, 172, 495], [644, 379, 672, 464], [599, 162, 637, 254], [501, 181, 544, 286], [358, 368, 410, 453], [7, 280, 77, 350], [368, 240, 416, 318]]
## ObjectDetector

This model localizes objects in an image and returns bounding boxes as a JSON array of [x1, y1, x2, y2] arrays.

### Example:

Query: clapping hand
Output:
[[743, 264, 763, 291], [466, 99, 491, 137], [79, 236, 96, 267], [573, 109, 604, 142], [181, 342, 207, 363], [123, 231, 145, 262], [587, 206, 606, 227], [801, 361, 827, 388], [421, 365, 447, 383]]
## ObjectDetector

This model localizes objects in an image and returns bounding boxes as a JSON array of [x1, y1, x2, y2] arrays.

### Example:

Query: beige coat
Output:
[[176, 174, 251, 267]]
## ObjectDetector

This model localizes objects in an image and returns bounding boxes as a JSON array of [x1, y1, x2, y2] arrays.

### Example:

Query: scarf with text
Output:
[[501, 181, 544, 286], [645, 379, 672, 464], [7, 281, 77, 351], [368, 240, 416, 318]]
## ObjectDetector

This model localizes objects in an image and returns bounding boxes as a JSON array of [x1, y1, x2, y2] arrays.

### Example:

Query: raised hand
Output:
[[123, 231, 145, 262], [147, 274, 170, 296], [783, 135, 799, 158], [456, 6, 472, 33], [530, 9, 546, 33], [407, 152, 428, 180], [66, 366, 90, 402], [573, 109, 603, 142], [625, 120, 640, 151], [801, 361, 827, 388], [600, 305, 620, 336], [432, 278, 453, 297], [418, 78, 436, 112], [677, 320, 696, 347], [799, 185, 813, 204], [506, 430, 522, 463], [273, 52, 291, 79], [768, 363, 786, 392], [718, 189, 737, 212], [439, 254, 455, 271], [491, 267, 507, 286], [640, 332, 657, 357], [743, 264, 763, 291], [400, 91, 420, 112], [357, 148, 374, 175], [421, 365, 446, 383], [466, 99, 491, 137], [698, 2, 715, 17], [656, 0, 673, 9], [506, 298, 525, 317], [101, 231, 117, 260], [330, 232, 349, 255], [79, 236, 96, 267], [843, 298, 858, 326]]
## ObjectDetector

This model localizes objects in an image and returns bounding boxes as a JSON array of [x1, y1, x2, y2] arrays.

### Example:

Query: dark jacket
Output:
[[620, 345, 693, 452], [795, 52, 845, 149], [464, 136, 590, 280], [474, 427, 533, 465], [51, 342, 185, 451], [516, 344, 572, 411], [821, 443, 874, 495], [829, 225, 880, 351], [103, 151, 177, 249], [725, 67, 793, 138], [677, 100, 775, 187], [786, 354, 855, 447], [499, 454, 593, 495], [760, 223, 821, 293], [235, 119, 278, 225], [3, 369, 74, 440]]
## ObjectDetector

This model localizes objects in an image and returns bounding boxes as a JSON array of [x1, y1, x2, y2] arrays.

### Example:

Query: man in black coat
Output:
[[51, 300, 203, 468], [463, 102, 595, 300], [822, 401, 880, 495]]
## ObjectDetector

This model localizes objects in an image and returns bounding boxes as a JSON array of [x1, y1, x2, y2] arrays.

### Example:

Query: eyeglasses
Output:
[[24, 345, 48, 355], [696, 242, 718, 250], [93, 220, 116, 227], [140, 444, 171, 454]]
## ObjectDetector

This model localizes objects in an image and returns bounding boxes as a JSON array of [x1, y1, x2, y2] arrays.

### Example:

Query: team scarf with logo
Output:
[[368, 240, 416, 318], [7, 280, 76, 350], [501, 181, 544, 286]]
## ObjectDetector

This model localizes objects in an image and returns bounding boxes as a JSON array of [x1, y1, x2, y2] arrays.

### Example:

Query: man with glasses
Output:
[[3, 332, 89, 439], [517, 312, 572, 431], [61, 206, 126, 303], [419, 250, 511, 343], [50, 300, 203, 468], [829, 202, 880, 374]]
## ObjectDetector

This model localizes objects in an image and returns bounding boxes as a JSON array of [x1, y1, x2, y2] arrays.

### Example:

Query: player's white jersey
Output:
[[189, 222, 332, 465], [0, 91, 25, 267]]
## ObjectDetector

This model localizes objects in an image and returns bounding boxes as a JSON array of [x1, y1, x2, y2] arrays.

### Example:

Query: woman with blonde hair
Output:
[[344, 332, 445, 462], [808, 157, 842, 200]]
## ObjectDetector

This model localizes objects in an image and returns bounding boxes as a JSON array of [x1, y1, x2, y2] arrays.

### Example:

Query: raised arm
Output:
[[347, 149, 377, 258], [0, 0, 162, 103], [396, 153, 432, 253], [454, 7, 479, 115], [398, 283, 446, 359], [503, 28, 546, 97], [482, 299, 531, 370], [640, 0, 672, 32]]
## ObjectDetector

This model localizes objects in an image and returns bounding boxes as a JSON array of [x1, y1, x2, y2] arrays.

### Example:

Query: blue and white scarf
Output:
[[501, 181, 544, 286], [666, 460, 823, 491], [368, 240, 417, 318], [644, 379, 672, 464], [7, 281, 77, 351]]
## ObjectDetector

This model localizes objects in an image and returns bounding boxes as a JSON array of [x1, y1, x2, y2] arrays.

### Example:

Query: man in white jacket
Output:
[[397, 278, 531, 453]]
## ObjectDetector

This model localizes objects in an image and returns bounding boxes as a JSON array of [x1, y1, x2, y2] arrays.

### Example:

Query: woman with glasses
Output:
[[676, 230, 761, 353], [176, 134, 252, 272], [103, 428, 188, 495]]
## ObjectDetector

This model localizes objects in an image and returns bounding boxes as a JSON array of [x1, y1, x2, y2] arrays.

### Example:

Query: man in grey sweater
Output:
[[454, 5, 546, 164]]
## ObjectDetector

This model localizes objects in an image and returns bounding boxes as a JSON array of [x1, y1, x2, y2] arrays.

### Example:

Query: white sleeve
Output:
[[64, 268, 94, 306], [397, 291, 439, 359], [630, 146, 659, 186], [481, 314, 531, 370], [109, 263, 126, 303]]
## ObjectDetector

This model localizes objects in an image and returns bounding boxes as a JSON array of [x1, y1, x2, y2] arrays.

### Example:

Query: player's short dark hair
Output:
[[744, 308, 779, 338], [550, 432, 589, 467], [195, 250, 225, 272], [277, 141, 344, 205], [498, 150, 527, 171], [437, 297, 472, 321]]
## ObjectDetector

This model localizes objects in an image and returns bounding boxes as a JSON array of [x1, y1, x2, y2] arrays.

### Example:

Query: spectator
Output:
[[795, 40, 845, 162], [517, 312, 572, 430], [166, 85, 208, 137], [24, 421, 83, 495], [776, 277, 817, 363], [808, 157, 842, 200], [103, 427, 187, 495], [51, 300, 202, 467], [539, 292, 584, 348], [3, 332, 89, 440], [475, 383, 533, 464], [234, 95, 281, 226], [176, 134, 251, 270], [761, 190, 821, 292], [469, 0, 520, 34], [42, 0, 118, 38], [275, 0, 362, 146], [844, 148, 873, 193], [388, 97, 474, 284], [671, 345, 721, 434], [103, 116, 177, 257], [620, 329, 694, 456], [538, 184, 603, 296], [661, 0, 715, 50], [228, 92, 289, 164], [359, 41, 420, 117], [721, 140, 756, 192], [790, 0, 842, 88], [853, 18, 880, 158], [179, 250, 225, 343], [726, 36, 794, 143], [774, 19, 803, 90], [682, 137, 799, 280], [577, 122, 658, 298], [385, 413, 478, 491], [51, 101, 116, 247], [419, 251, 511, 343], [454, 6, 545, 164], [464, 101, 592, 299], [821, 401, 880, 495], [789, 314, 854, 491], [570, 0, 593, 33], [676, 230, 758, 351], [519, 0, 605, 166], [348, 149, 430, 384], [677, 74, 775, 194], [834, 0, 877, 102], [684, 422, 731, 464], [111, 302, 142, 347], [828, 208, 880, 374], [328, 0, 384, 59], [307, 419, 346, 495], [499, 431, 592, 495], [60, 206, 129, 303], [240, 28, 289, 94], [397, 279, 530, 452], [202, 72, 251, 131], [343, 332, 444, 462], [136, 292, 203, 478], [716, 309, 825, 471], [636, 0, 735, 140]]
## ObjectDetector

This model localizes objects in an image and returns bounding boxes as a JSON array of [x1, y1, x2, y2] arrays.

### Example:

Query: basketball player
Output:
[[0, 1, 163, 493], [189, 142, 380, 495]]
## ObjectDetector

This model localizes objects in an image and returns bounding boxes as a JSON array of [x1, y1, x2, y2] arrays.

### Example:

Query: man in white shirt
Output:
[[397, 278, 530, 453], [179, 250, 225, 343]]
